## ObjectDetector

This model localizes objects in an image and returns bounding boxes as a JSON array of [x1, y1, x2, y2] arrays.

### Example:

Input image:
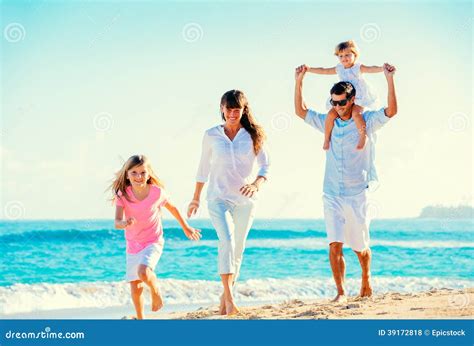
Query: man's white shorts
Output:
[[322, 189, 371, 252], [126, 240, 164, 282]]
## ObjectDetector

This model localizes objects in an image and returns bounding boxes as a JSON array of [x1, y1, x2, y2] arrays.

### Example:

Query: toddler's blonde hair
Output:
[[334, 40, 359, 58]]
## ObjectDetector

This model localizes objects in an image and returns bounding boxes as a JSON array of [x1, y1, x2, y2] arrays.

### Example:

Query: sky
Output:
[[1, 0, 472, 220]]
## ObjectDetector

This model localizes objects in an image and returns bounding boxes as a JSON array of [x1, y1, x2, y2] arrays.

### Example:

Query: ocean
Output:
[[0, 218, 473, 316]]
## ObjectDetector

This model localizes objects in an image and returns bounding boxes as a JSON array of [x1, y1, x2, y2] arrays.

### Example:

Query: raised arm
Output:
[[360, 64, 384, 73], [383, 63, 397, 118], [294, 65, 309, 119], [307, 66, 337, 75]]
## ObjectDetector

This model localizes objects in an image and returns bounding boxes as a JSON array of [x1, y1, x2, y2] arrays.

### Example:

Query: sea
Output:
[[0, 218, 472, 317]]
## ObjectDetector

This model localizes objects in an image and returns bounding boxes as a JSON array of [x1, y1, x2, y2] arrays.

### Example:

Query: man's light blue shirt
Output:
[[305, 108, 390, 197]]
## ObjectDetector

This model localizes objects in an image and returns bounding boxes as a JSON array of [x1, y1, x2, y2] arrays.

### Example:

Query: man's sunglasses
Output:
[[330, 98, 350, 107]]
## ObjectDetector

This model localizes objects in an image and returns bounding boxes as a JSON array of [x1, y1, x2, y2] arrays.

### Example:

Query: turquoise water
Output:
[[1, 218, 473, 286]]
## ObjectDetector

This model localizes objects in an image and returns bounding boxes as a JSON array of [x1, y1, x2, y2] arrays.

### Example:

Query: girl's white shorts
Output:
[[126, 240, 164, 282]]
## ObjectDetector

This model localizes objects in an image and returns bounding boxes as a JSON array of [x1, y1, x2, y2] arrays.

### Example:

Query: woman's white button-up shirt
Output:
[[196, 125, 270, 203]]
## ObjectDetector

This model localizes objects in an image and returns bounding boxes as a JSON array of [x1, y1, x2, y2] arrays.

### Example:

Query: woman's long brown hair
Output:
[[220, 89, 266, 155]]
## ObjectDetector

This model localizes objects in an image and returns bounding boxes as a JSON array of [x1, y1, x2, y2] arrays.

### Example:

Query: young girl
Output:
[[110, 154, 201, 319], [307, 40, 383, 150]]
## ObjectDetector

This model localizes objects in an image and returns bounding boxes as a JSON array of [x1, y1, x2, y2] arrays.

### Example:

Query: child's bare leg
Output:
[[130, 280, 145, 319], [324, 108, 338, 150], [137, 264, 163, 312], [352, 105, 366, 149]]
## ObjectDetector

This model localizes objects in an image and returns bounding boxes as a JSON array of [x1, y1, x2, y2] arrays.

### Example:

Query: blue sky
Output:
[[1, 0, 472, 219]]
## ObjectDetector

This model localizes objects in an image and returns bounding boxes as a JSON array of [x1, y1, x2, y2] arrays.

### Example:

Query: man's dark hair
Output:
[[330, 81, 356, 99]]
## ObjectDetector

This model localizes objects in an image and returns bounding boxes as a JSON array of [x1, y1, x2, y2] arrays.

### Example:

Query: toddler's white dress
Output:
[[326, 62, 377, 110]]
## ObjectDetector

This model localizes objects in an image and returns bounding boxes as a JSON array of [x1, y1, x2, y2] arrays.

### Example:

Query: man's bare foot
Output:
[[323, 140, 330, 150], [151, 286, 164, 312], [331, 294, 347, 303], [356, 135, 366, 150], [225, 299, 240, 315], [360, 281, 373, 297], [219, 294, 226, 315]]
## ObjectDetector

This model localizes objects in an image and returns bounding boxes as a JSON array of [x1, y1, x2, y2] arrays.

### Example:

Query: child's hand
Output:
[[126, 217, 137, 226], [383, 63, 396, 77], [187, 200, 200, 218], [183, 226, 201, 241]]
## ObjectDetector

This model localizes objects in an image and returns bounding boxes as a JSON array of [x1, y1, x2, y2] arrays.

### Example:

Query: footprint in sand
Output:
[[344, 303, 361, 309]]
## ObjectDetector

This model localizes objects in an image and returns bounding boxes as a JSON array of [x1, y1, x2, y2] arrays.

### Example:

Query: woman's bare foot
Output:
[[356, 135, 366, 150], [323, 140, 330, 150], [219, 294, 226, 315], [151, 286, 164, 312], [225, 299, 240, 315], [331, 294, 347, 303]]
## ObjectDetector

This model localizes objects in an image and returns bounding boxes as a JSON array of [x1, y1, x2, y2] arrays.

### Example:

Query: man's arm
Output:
[[294, 65, 309, 119], [383, 63, 397, 118]]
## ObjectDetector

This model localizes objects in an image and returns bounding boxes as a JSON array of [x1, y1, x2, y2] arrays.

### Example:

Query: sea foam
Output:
[[1, 277, 471, 315]]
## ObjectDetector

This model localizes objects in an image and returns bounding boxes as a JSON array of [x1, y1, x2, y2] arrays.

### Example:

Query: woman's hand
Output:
[[187, 199, 200, 218], [240, 184, 258, 198], [183, 226, 202, 241]]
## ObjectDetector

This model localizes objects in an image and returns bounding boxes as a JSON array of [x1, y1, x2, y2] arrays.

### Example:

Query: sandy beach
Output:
[[2, 287, 472, 320], [152, 288, 474, 320]]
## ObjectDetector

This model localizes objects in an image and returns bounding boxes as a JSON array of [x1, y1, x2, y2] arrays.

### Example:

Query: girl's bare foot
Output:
[[356, 135, 366, 150], [151, 286, 164, 312], [323, 140, 330, 150], [219, 294, 226, 315]]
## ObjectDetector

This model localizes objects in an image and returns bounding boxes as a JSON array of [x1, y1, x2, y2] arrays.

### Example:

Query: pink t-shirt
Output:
[[115, 185, 169, 254]]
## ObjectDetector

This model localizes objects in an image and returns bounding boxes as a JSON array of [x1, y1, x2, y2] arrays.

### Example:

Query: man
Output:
[[294, 63, 397, 302]]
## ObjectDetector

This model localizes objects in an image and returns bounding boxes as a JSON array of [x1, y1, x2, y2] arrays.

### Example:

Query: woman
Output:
[[187, 89, 270, 315]]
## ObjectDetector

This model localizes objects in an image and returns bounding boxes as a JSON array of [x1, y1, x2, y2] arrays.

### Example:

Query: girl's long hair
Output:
[[108, 155, 164, 203], [220, 89, 266, 155]]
